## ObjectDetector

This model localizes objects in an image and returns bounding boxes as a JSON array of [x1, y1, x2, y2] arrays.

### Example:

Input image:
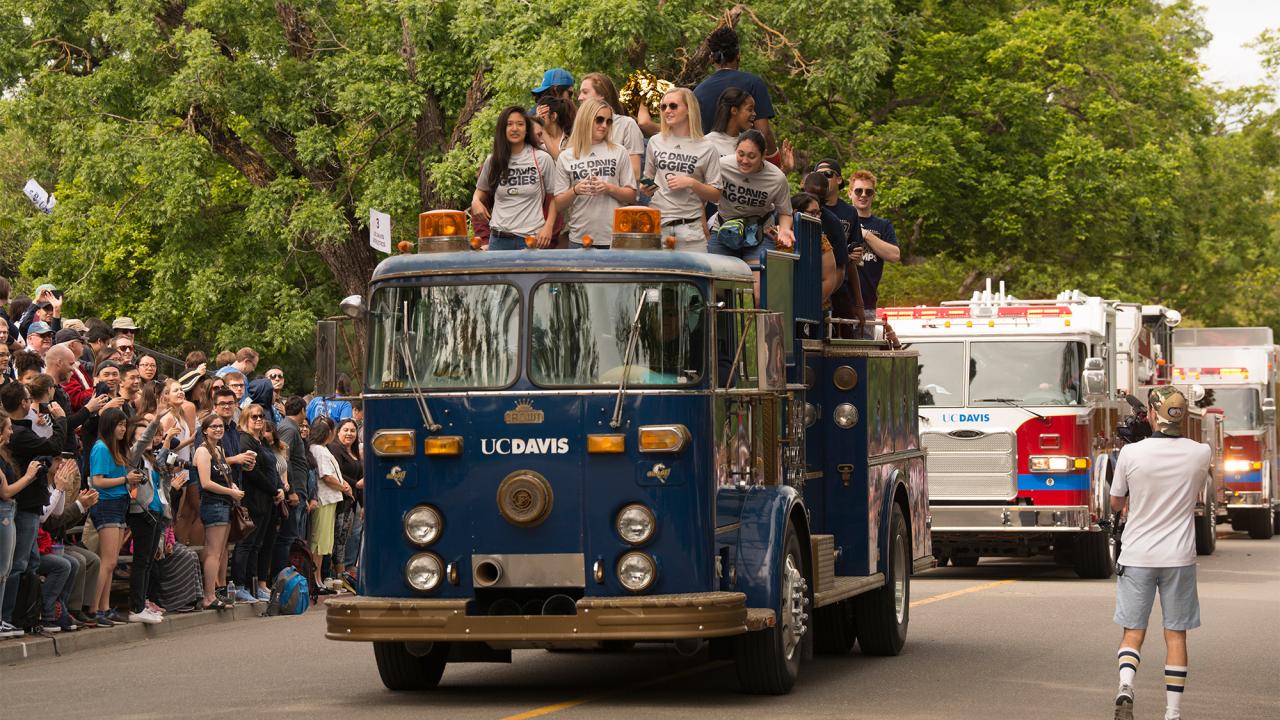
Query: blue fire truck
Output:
[[319, 207, 932, 695]]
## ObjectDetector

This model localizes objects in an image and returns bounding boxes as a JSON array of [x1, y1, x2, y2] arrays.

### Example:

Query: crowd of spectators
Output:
[[0, 277, 361, 636], [469, 25, 900, 336]]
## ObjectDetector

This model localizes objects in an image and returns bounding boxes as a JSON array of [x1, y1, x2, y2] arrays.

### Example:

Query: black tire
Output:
[[1194, 506, 1217, 555], [734, 522, 809, 695], [1247, 508, 1275, 540], [1274, 508, 1280, 535], [951, 554, 979, 567], [1073, 530, 1116, 579], [814, 599, 857, 655], [854, 504, 910, 656], [373, 641, 449, 691]]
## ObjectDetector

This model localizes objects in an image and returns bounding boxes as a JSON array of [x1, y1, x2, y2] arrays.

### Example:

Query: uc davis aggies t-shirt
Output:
[[715, 155, 792, 223], [476, 147, 555, 237], [643, 133, 720, 222], [554, 141, 635, 245]]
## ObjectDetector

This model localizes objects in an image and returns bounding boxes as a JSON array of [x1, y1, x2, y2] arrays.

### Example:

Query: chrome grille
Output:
[[923, 431, 1017, 499]]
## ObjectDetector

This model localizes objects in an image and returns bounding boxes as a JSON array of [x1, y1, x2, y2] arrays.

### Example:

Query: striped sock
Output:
[[1117, 647, 1141, 688], [1165, 665, 1187, 716]]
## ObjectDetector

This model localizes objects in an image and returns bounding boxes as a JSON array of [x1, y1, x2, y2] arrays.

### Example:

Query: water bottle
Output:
[[227, 581, 237, 599]]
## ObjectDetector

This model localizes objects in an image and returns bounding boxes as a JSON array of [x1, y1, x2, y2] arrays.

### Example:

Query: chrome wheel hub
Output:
[[892, 537, 907, 623], [781, 553, 809, 659]]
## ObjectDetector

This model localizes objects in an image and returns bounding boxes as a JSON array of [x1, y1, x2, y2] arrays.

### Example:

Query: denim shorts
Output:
[[708, 226, 775, 265], [89, 497, 130, 530], [200, 500, 231, 528], [488, 232, 529, 251], [1114, 564, 1200, 631]]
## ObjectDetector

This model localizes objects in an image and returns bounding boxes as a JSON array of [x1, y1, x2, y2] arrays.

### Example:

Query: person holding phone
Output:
[[87, 408, 142, 624], [553, 98, 637, 247], [194, 413, 244, 609]]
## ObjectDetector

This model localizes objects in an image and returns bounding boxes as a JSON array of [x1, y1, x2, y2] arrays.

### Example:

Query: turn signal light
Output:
[[424, 436, 463, 456], [613, 206, 661, 235], [638, 425, 691, 453], [587, 434, 626, 454], [418, 209, 467, 239], [371, 430, 415, 457], [1074, 457, 1090, 470]]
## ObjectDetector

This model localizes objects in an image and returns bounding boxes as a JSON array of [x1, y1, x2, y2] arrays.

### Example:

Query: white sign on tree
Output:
[[23, 179, 56, 214], [369, 209, 391, 253]]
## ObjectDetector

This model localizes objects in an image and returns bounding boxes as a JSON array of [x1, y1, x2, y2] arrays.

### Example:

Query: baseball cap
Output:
[[54, 328, 81, 345], [27, 321, 53, 337], [532, 68, 574, 95], [814, 158, 844, 186], [111, 316, 141, 332], [63, 319, 88, 334], [1148, 386, 1188, 437]]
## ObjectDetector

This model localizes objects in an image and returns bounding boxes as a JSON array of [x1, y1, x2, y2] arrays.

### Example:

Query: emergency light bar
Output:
[[1172, 367, 1249, 380], [880, 306, 1072, 320]]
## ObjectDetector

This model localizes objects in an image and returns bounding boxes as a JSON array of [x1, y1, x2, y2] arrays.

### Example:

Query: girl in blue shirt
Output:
[[88, 408, 142, 625]]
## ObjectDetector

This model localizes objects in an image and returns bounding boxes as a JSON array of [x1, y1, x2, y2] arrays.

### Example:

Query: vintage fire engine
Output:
[[318, 208, 931, 695], [881, 282, 1181, 577], [1173, 327, 1280, 539]]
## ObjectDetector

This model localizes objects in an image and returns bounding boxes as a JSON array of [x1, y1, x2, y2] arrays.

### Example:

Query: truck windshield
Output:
[[530, 281, 705, 386], [914, 342, 964, 407], [1199, 387, 1261, 431], [366, 284, 520, 390], [969, 341, 1085, 406]]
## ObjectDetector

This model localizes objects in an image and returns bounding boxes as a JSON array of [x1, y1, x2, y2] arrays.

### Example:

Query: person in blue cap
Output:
[[532, 68, 575, 104]]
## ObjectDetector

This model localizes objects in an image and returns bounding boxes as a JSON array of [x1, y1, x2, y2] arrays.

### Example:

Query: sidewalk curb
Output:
[[0, 602, 267, 665]]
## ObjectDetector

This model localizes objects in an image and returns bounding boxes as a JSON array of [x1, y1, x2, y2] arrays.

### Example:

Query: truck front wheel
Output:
[[734, 522, 809, 694], [1073, 530, 1116, 579], [1194, 505, 1217, 555], [854, 503, 910, 656], [373, 641, 449, 691], [1247, 508, 1275, 539]]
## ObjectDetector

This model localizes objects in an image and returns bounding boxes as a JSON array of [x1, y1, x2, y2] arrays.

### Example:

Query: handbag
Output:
[[228, 501, 256, 544], [715, 217, 762, 250]]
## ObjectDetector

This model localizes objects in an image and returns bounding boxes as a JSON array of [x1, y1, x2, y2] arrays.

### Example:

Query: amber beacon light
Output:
[[612, 206, 664, 250], [417, 209, 471, 253]]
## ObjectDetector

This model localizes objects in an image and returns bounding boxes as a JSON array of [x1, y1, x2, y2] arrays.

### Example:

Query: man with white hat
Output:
[[110, 316, 141, 339], [1108, 386, 1212, 720]]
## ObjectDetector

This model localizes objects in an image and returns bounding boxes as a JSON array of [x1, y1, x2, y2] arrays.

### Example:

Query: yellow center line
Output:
[[503, 577, 1015, 719]]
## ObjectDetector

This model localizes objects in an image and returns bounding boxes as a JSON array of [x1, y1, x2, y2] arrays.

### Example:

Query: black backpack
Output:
[[12, 571, 45, 633]]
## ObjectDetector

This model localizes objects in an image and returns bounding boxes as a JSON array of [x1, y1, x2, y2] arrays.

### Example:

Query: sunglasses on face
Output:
[[852, 188, 875, 197], [267, 373, 283, 380], [248, 415, 265, 421], [593, 116, 613, 126], [660, 102, 681, 111], [117, 346, 134, 353], [819, 170, 836, 179]]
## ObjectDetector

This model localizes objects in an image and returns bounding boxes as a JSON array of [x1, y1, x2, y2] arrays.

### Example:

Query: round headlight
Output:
[[405, 553, 443, 591], [617, 552, 656, 592], [404, 505, 442, 546], [833, 403, 860, 429], [804, 402, 819, 428], [616, 504, 656, 545]]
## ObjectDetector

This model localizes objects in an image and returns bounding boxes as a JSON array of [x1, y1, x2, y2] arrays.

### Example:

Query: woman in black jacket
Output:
[[228, 405, 281, 603], [327, 419, 362, 586]]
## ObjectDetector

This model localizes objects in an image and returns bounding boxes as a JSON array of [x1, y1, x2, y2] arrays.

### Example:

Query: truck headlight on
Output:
[[1224, 459, 1260, 473], [617, 552, 656, 592], [616, 504, 656, 545], [1030, 455, 1072, 472], [833, 403, 859, 429], [404, 505, 442, 546], [405, 552, 443, 591]]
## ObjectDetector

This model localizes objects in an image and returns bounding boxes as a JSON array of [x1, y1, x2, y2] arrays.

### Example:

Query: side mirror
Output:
[[1082, 356, 1107, 399], [1189, 384, 1206, 404], [340, 294, 366, 319], [315, 320, 338, 398], [1263, 397, 1276, 424], [756, 311, 787, 391]]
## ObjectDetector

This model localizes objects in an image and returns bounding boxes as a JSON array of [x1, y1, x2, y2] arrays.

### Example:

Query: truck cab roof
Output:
[[371, 249, 755, 284]]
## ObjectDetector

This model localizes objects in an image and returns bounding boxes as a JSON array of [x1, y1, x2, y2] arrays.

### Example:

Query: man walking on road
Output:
[[1109, 386, 1211, 720]]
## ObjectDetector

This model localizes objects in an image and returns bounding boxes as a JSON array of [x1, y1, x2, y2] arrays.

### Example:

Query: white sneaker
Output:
[[1114, 684, 1135, 720], [128, 609, 163, 625], [0, 622, 24, 639]]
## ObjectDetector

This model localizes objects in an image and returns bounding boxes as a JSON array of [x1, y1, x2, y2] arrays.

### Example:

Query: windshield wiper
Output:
[[610, 289, 659, 429], [975, 397, 1052, 425], [398, 300, 442, 432]]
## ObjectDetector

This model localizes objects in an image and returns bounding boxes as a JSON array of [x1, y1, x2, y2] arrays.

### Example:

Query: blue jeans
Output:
[[343, 509, 362, 573], [488, 232, 528, 251], [708, 226, 775, 265], [2, 510, 41, 623], [271, 500, 303, 580], [0, 500, 15, 609], [37, 551, 73, 620]]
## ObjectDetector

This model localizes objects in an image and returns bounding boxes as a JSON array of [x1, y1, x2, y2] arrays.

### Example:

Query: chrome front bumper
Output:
[[931, 505, 1096, 533]]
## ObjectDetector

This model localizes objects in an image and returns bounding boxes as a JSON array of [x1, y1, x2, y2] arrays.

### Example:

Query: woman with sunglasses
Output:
[[705, 88, 756, 159], [471, 106, 558, 250], [640, 88, 721, 251], [229, 405, 282, 603], [578, 73, 645, 181], [553, 98, 637, 247], [194, 413, 244, 609]]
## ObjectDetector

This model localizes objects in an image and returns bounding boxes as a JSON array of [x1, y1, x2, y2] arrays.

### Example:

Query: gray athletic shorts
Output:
[[1114, 564, 1200, 631]]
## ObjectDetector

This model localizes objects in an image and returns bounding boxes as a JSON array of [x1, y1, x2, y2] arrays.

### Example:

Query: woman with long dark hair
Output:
[[327, 418, 363, 587], [88, 408, 141, 624], [229, 404, 281, 603], [194, 413, 243, 609], [307, 418, 347, 593], [470, 106, 558, 250], [535, 97, 574, 162], [706, 88, 756, 158]]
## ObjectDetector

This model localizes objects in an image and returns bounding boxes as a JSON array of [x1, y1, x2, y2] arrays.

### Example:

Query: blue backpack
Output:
[[265, 567, 310, 616]]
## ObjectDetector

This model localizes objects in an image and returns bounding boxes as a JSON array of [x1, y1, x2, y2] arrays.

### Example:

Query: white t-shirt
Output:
[[704, 131, 736, 159], [310, 444, 345, 507], [610, 115, 645, 157], [715, 155, 792, 222], [1110, 436, 1212, 567], [643, 133, 721, 222], [475, 147, 555, 237], [554, 141, 636, 245]]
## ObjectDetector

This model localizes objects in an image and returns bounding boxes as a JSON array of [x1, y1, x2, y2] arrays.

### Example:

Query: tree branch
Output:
[[190, 106, 276, 188], [446, 64, 490, 152]]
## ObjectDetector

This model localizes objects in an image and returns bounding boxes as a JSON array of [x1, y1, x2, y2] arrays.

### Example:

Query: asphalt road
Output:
[[2, 531, 1276, 719]]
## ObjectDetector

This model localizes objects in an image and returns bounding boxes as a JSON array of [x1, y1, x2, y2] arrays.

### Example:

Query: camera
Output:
[[156, 437, 189, 472], [1116, 394, 1152, 444]]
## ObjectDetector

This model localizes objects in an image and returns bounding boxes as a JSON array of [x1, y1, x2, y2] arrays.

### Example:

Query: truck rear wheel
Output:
[[734, 522, 809, 694], [1194, 505, 1217, 555], [1072, 530, 1116, 579], [1247, 508, 1275, 539], [373, 641, 449, 691], [814, 599, 857, 655], [854, 504, 910, 656]]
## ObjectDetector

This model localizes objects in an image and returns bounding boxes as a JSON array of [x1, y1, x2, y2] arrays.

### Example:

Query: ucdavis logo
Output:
[[481, 438, 570, 455], [940, 413, 992, 423]]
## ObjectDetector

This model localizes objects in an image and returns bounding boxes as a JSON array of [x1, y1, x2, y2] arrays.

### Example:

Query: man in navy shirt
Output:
[[803, 166, 862, 337], [694, 26, 777, 156], [848, 170, 900, 339]]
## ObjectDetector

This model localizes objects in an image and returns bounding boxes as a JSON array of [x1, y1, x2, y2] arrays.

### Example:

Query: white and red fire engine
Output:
[[1173, 327, 1280, 539], [880, 282, 1179, 577]]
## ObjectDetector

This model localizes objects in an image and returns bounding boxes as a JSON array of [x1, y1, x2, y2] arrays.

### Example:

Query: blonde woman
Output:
[[640, 87, 722, 251], [552, 98, 637, 247]]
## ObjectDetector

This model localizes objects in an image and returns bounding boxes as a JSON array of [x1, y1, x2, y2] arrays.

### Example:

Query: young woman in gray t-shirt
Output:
[[470, 106, 558, 250]]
